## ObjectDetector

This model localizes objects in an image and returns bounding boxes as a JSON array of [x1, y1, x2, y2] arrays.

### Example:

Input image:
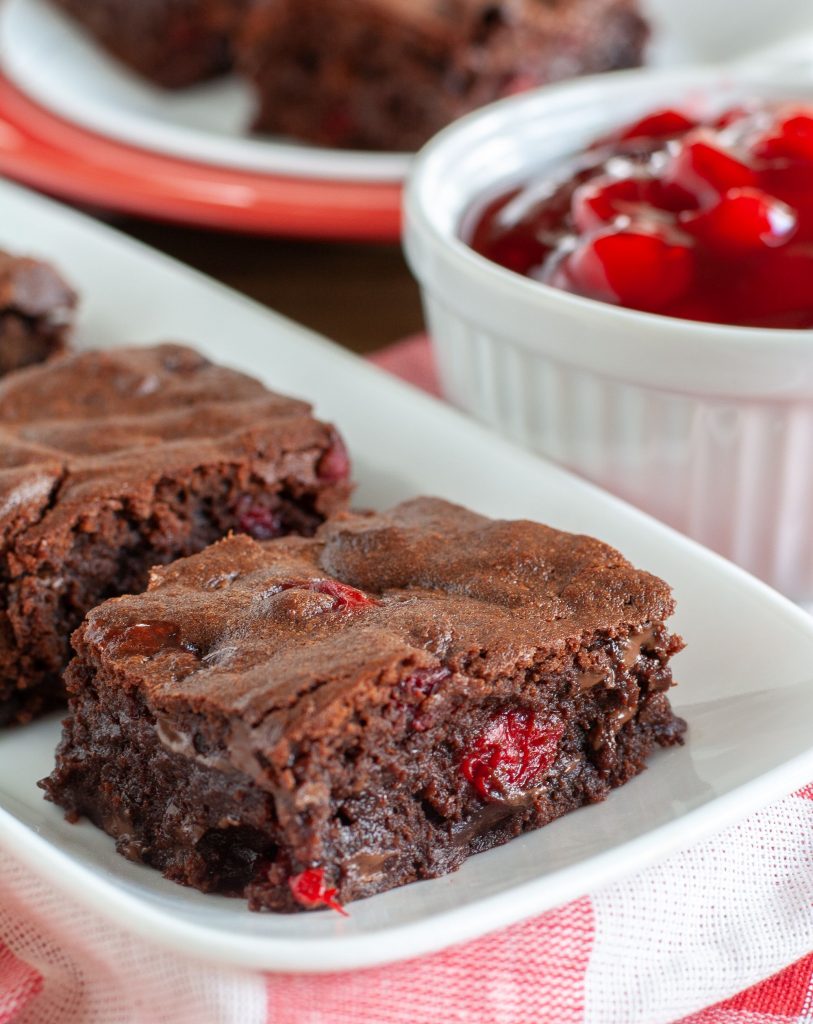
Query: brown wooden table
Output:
[[113, 217, 425, 355]]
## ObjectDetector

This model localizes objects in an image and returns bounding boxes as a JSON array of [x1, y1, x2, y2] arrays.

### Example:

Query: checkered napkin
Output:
[[3, 336, 813, 1024]]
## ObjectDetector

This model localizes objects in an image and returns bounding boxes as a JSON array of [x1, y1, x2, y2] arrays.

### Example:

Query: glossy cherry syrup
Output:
[[465, 102, 813, 328], [277, 578, 377, 611]]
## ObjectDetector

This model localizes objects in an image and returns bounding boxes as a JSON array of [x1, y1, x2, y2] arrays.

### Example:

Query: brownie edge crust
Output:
[[43, 498, 685, 913], [0, 250, 76, 377]]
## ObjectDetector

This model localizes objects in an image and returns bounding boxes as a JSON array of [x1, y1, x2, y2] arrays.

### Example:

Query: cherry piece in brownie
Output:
[[0, 343, 351, 726], [0, 250, 76, 377], [43, 497, 685, 913], [51, 0, 247, 88], [238, 0, 649, 151]]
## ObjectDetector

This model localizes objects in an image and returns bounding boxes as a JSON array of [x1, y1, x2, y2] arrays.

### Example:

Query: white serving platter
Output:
[[2, 181, 813, 973]]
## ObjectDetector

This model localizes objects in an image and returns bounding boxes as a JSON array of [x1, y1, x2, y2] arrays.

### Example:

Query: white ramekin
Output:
[[403, 65, 813, 601]]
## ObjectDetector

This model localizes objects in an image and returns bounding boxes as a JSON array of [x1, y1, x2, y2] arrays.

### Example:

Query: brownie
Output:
[[43, 497, 685, 913], [0, 343, 351, 726], [0, 251, 76, 378], [238, 0, 649, 151], [51, 0, 247, 88]]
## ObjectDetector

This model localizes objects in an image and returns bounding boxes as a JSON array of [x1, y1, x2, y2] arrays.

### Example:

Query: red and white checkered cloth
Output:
[[3, 336, 813, 1024]]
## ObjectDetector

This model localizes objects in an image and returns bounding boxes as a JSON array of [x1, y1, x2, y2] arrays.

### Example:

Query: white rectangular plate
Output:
[[2, 181, 813, 973]]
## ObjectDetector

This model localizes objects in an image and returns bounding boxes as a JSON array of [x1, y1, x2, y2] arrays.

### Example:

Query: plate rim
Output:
[[0, 75, 403, 241]]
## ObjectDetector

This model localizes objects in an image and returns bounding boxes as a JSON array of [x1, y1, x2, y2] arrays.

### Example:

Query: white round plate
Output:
[[0, 0, 412, 183]]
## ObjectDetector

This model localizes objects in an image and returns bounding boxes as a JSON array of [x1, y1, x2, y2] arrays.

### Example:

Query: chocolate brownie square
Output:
[[0, 343, 351, 726], [51, 0, 247, 88], [238, 0, 649, 150], [43, 497, 684, 913], [0, 251, 76, 377]]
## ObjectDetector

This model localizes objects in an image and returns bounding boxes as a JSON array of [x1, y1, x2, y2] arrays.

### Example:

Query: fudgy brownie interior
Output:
[[43, 498, 684, 912], [0, 343, 351, 725]]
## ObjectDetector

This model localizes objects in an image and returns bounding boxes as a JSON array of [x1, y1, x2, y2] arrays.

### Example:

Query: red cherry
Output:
[[761, 162, 813, 241], [105, 621, 199, 658], [642, 177, 700, 214], [571, 177, 643, 233], [663, 135, 757, 205], [461, 709, 564, 801], [235, 497, 282, 541], [468, 189, 519, 250], [750, 134, 785, 162], [728, 247, 813, 326], [571, 176, 694, 234], [779, 113, 813, 159], [316, 436, 350, 483], [715, 105, 752, 130], [680, 187, 797, 250], [753, 111, 813, 163], [618, 108, 696, 141], [663, 296, 728, 325], [565, 227, 695, 311], [397, 666, 452, 731], [400, 666, 451, 699], [277, 578, 377, 611], [288, 868, 348, 916], [778, 111, 813, 134], [310, 579, 375, 609], [483, 228, 548, 275]]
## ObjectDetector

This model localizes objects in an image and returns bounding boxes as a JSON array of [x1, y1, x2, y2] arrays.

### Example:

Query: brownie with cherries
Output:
[[43, 497, 684, 913], [0, 251, 76, 377], [238, 0, 649, 150], [0, 343, 351, 726], [51, 0, 247, 88]]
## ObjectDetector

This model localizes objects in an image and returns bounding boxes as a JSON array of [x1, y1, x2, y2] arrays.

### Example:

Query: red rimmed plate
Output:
[[4, 0, 811, 242], [0, 75, 403, 241]]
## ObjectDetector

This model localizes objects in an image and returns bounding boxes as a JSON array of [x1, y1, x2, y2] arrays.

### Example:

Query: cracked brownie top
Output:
[[0, 343, 347, 535], [74, 497, 675, 735]]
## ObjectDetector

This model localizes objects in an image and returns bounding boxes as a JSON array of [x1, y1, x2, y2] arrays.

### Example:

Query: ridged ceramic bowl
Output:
[[404, 65, 813, 601]]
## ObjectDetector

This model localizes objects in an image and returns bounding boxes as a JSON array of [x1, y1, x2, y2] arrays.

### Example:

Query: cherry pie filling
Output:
[[465, 101, 813, 328]]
